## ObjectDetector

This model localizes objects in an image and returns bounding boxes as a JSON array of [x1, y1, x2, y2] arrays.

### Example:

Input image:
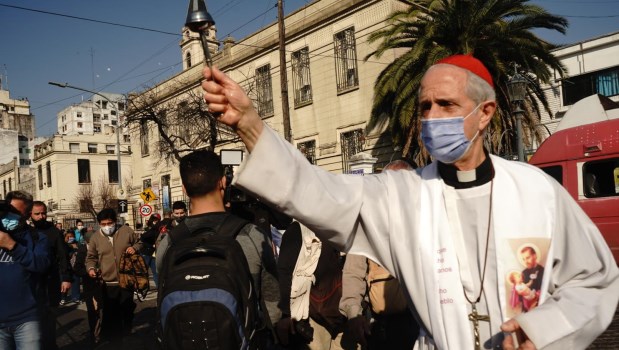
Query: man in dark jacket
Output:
[[30, 201, 72, 350], [0, 191, 50, 349]]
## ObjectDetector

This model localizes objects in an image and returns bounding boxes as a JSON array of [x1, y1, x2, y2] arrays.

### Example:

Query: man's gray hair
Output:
[[6, 190, 33, 205], [423, 64, 496, 104]]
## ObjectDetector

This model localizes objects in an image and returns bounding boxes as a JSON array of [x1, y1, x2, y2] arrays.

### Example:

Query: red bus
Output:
[[528, 95, 619, 263]]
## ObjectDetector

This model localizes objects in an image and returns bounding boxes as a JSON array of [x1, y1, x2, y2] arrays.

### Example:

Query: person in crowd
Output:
[[74, 219, 85, 244], [54, 222, 62, 232], [139, 213, 162, 287], [276, 222, 355, 349], [0, 191, 50, 349], [201, 55, 619, 350], [86, 208, 142, 343], [155, 150, 281, 335], [339, 160, 418, 350], [170, 201, 187, 223], [29, 201, 72, 350], [72, 229, 104, 346], [60, 231, 81, 305]]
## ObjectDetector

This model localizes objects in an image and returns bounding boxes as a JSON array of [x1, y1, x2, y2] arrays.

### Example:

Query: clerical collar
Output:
[[437, 150, 494, 189]]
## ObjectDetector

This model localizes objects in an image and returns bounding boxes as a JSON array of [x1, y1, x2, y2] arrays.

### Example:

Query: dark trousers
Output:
[[39, 305, 59, 350], [368, 312, 418, 350], [100, 285, 136, 341], [83, 277, 105, 345]]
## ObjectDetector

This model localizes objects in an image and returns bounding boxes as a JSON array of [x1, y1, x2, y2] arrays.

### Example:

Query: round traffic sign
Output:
[[139, 204, 153, 217]]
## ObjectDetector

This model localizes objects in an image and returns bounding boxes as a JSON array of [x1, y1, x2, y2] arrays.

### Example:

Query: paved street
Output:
[[56, 290, 158, 350], [55, 286, 618, 350]]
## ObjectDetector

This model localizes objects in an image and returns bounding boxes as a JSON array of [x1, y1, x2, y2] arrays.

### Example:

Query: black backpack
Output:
[[156, 215, 263, 350]]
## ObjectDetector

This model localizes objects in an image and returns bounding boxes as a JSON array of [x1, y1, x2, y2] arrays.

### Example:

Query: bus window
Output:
[[582, 158, 619, 198], [540, 165, 563, 185]]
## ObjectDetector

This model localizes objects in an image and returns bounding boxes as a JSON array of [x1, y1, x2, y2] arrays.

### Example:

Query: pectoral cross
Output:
[[468, 303, 490, 350]]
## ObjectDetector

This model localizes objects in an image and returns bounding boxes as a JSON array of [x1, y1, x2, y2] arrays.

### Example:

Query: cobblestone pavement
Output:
[[55, 288, 618, 349]]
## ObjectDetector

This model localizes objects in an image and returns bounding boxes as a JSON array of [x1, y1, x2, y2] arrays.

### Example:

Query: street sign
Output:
[[118, 199, 128, 213], [140, 188, 157, 203], [139, 204, 153, 217]]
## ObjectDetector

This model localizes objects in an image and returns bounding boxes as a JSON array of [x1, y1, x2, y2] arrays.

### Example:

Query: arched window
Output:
[[186, 52, 192, 68]]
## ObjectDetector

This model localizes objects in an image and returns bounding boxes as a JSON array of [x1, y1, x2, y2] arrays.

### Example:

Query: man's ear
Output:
[[478, 100, 496, 131], [220, 176, 227, 190]]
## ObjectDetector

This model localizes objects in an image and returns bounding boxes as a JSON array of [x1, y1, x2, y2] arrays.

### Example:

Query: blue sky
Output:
[[0, 0, 618, 137]]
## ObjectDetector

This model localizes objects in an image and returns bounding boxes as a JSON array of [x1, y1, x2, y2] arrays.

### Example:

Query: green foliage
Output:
[[366, 0, 567, 164]]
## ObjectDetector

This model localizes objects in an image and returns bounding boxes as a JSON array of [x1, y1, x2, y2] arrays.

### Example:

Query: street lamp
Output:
[[185, 0, 216, 69], [507, 68, 528, 162], [48, 81, 125, 198]]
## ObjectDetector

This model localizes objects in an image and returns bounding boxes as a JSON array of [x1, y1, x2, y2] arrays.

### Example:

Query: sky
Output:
[[0, 0, 618, 137]]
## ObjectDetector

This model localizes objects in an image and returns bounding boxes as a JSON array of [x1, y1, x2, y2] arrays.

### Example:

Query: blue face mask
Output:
[[421, 104, 481, 164], [1, 212, 22, 232], [67, 238, 76, 244]]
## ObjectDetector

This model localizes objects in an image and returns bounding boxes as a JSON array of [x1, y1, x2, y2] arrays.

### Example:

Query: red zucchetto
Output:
[[436, 54, 494, 88]]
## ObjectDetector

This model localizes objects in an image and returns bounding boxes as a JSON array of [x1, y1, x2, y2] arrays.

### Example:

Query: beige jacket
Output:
[[85, 225, 142, 284]]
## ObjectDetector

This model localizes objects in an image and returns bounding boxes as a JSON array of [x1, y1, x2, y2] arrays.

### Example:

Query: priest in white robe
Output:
[[201, 54, 619, 350]]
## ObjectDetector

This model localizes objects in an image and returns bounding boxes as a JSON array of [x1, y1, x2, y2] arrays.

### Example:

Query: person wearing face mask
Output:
[[1, 192, 50, 350], [74, 219, 85, 244], [29, 201, 72, 350], [85, 208, 142, 345], [201, 55, 619, 350]]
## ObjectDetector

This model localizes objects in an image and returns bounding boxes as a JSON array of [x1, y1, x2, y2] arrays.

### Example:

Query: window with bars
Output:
[[38, 164, 43, 190], [78, 159, 91, 184], [292, 47, 313, 107], [562, 66, 619, 106], [333, 28, 359, 93], [297, 140, 316, 165], [46, 161, 52, 187], [108, 160, 119, 183], [340, 129, 364, 173], [140, 120, 149, 156], [255, 64, 274, 117]]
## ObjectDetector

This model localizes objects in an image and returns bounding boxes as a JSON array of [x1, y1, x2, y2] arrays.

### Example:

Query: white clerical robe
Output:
[[233, 126, 619, 349]]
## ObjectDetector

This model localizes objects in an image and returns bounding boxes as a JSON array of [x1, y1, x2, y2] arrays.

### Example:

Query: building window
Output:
[[118, 102, 125, 111], [77, 122, 83, 128], [88, 143, 97, 153], [103, 114, 109, 120], [46, 161, 52, 187], [186, 52, 192, 68], [582, 158, 619, 198], [76, 112, 82, 118], [292, 47, 313, 107], [70, 143, 80, 153], [334, 27, 359, 93], [102, 101, 108, 109], [111, 110, 117, 116], [8, 178, 11, 192], [255, 64, 274, 117], [94, 124, 101, 133], [143, 178, 151, 190], [93, 113, 101, 122], [297, 140, 316, 165], [340, 129, 364, 173], [123, 134, 130, 143], [106, 145, 115, 154], [111, 120, 117, 126], [108, 160, 119, 183], [3, 180, 6, 198], [140, 120, 149, 156], [78, 159, 91, 183], [38, 164, 43, 190], [562, 66, 619, 106]]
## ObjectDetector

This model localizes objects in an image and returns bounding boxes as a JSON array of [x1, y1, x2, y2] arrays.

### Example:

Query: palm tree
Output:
[[366, 0, 567, 164]]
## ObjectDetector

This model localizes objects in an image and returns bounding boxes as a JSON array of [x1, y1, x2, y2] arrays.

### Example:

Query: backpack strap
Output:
[[168, 214, 249, 244]]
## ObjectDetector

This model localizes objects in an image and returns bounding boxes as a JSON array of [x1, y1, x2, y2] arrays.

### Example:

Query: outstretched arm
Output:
[[201, 66, 263, 152]]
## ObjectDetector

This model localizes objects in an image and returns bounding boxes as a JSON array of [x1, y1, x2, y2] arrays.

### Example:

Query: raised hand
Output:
[[201, 66, 263, 151]]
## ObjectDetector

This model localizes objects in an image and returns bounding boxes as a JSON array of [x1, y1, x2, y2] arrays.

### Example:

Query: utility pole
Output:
[[278, 0, 292, 142]]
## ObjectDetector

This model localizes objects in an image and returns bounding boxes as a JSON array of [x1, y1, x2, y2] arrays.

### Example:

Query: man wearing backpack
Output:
[[156, 150, 280, 349], [86, 208, 142, 345]]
